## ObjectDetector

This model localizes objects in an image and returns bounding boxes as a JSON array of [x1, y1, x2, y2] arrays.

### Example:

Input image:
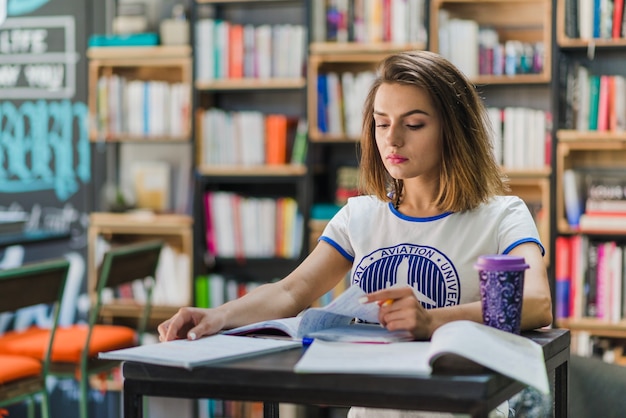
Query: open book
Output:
[[222, 285, 412, 343], [98, 334, 300, 370], [294, 320, 550, 394]]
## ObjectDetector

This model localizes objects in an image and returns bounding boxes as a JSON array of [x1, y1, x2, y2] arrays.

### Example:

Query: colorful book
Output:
[[613, 0, 625, 38], [588, 74, 601, 131], [555, 236, 571, 319], [265, 114, 288, 165], [228, 24, 244, 78], [290, 118, 308, 165]]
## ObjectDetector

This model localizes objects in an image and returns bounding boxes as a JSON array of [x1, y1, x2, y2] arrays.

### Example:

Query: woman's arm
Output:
[[158, 241, 352, 341], [362, 242, 553, 339], [509, 242, 554, 330]]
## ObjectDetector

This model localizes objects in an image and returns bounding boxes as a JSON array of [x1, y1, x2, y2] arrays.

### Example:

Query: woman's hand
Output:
[[157, 306, 226, 342], [363, 286, 433, 340]]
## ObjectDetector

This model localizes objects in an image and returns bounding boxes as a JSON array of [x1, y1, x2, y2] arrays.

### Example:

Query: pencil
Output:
[[379, 299, 394, 307]]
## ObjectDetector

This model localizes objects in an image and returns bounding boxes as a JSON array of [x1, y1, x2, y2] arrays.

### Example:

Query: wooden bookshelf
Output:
[[553, 0, 626, 350], [88, 212, 193, 326], [430, 0, 552, 82], [555, 138, 626, 234], [87, 45, 192, 142]]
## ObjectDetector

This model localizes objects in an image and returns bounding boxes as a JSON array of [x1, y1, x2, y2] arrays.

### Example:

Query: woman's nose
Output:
[[385, 124, 403, 147]]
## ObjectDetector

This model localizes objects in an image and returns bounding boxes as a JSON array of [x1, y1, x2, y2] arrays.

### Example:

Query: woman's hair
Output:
[[358, 50, 509, 212]]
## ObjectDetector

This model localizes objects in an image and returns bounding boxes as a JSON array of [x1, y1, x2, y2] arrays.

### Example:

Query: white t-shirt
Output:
[[320, 195, 543, 309], [320, 195, 541, 418]]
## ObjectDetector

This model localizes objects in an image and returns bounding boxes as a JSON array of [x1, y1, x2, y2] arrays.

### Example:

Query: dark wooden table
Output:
[[122, 328, 570, 418]]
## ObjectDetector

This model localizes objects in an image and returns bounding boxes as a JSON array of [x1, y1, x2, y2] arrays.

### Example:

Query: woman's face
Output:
[[373, 83, 443, 182]]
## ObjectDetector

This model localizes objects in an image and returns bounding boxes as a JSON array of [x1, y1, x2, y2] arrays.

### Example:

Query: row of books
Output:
[[570, 332, 626, 365], [316, 70, 375, 136], [438, 14, 545, 79], [96, 75, 190, 137], [564, 0, 626, 40], [194, 270, 349, 311], [198, 109, 307, 166], [487, 107, 552, 171], [195, 19, 306, 81], [203, 191, 304, 259], [556, 235, 626, 323], [310, 0, 427, 44], [563, 168, 626, 229], [198, 400, 302, 418], [564, 64, 626, 132], [194, 274, 263, 309]]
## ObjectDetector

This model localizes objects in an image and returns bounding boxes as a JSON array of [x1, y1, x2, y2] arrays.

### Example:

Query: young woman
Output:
[[158, 50, 553, 417]]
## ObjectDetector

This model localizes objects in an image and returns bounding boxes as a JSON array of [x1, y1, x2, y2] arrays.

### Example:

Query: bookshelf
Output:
[[429, 0, 553, 262], [307, 1, 428, 255], [86, 46, 194, 329], [191, 0, 309, 293], [553, 0, 626, 361], [87, 212, 193, 327], [87, 45, 192, 142]]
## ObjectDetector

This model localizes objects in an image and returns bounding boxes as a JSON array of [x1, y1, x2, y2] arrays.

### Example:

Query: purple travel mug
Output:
[[474, 255, 529, 334]]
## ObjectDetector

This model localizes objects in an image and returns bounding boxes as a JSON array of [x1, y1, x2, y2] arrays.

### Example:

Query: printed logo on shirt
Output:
[[352, 244, 460, 308]]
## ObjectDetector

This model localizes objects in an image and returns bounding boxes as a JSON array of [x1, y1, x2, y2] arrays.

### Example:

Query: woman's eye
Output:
[[407, 124, 423, 130], [375, 123, 389, 128]]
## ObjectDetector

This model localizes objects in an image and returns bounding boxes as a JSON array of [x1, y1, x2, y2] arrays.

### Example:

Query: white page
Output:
[[99, 334, 300, 370], [223, 285, 380, 339], [305, 323, 412, 343], [297, 285, 380, 337], [428, 321, 549, 394], [222, 316, 302, 337], [294, 340, 432, 375]]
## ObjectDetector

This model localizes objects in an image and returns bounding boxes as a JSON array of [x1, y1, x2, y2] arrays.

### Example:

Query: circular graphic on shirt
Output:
[[353, 244, 460, 308]]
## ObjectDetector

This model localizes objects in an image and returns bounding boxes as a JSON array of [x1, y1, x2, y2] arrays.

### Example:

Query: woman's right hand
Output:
[[157, 306, 226, 342]]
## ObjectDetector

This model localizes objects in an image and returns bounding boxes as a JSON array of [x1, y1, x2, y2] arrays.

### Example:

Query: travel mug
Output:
[[474, 255, 529, 334]]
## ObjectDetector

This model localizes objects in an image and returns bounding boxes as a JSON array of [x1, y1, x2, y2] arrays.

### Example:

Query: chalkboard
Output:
[[0, 1, 115, 416], [0, 0, 90, 259]]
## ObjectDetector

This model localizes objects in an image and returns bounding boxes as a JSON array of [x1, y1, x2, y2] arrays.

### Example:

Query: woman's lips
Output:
[[387, 154, 408, 164]]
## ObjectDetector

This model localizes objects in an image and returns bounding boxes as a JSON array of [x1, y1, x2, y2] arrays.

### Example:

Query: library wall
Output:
[[0, 0, 120, 416]]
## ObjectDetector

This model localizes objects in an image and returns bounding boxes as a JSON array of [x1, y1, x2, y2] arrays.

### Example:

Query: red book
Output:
[[203, 191, 217, 256], [265, 114, 288, 165], [382, 0, 392, 42], [613, 0, 625, 39], [596, 75, 610, 131], [555, 236, 571, 319], [569, 235, 582, 318], [608, 76, 617, 131], [228, 24, 244, 79]]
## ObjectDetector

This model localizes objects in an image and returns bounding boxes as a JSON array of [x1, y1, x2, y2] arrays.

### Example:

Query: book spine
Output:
[[613, 0, 625, 38], [595, 242, 608, 319], [195, 275, 209, 308], [564, 169, 584, 227], [588, 74, 601, 131], [586, 241, 599, 318], [565, 0, 580, 38], [555, 236, 572, 319]]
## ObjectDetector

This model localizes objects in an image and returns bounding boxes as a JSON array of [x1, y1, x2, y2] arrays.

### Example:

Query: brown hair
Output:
[[358, 50, 508, 212]]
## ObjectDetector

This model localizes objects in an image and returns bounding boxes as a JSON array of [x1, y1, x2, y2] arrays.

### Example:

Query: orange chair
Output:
[[0, 240, 163, 418], [0, 258, 70, 418]]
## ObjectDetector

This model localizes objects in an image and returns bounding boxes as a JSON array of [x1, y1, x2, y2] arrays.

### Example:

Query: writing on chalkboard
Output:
[[0, 16, 79, 98], [0, 99, 89, 200]]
